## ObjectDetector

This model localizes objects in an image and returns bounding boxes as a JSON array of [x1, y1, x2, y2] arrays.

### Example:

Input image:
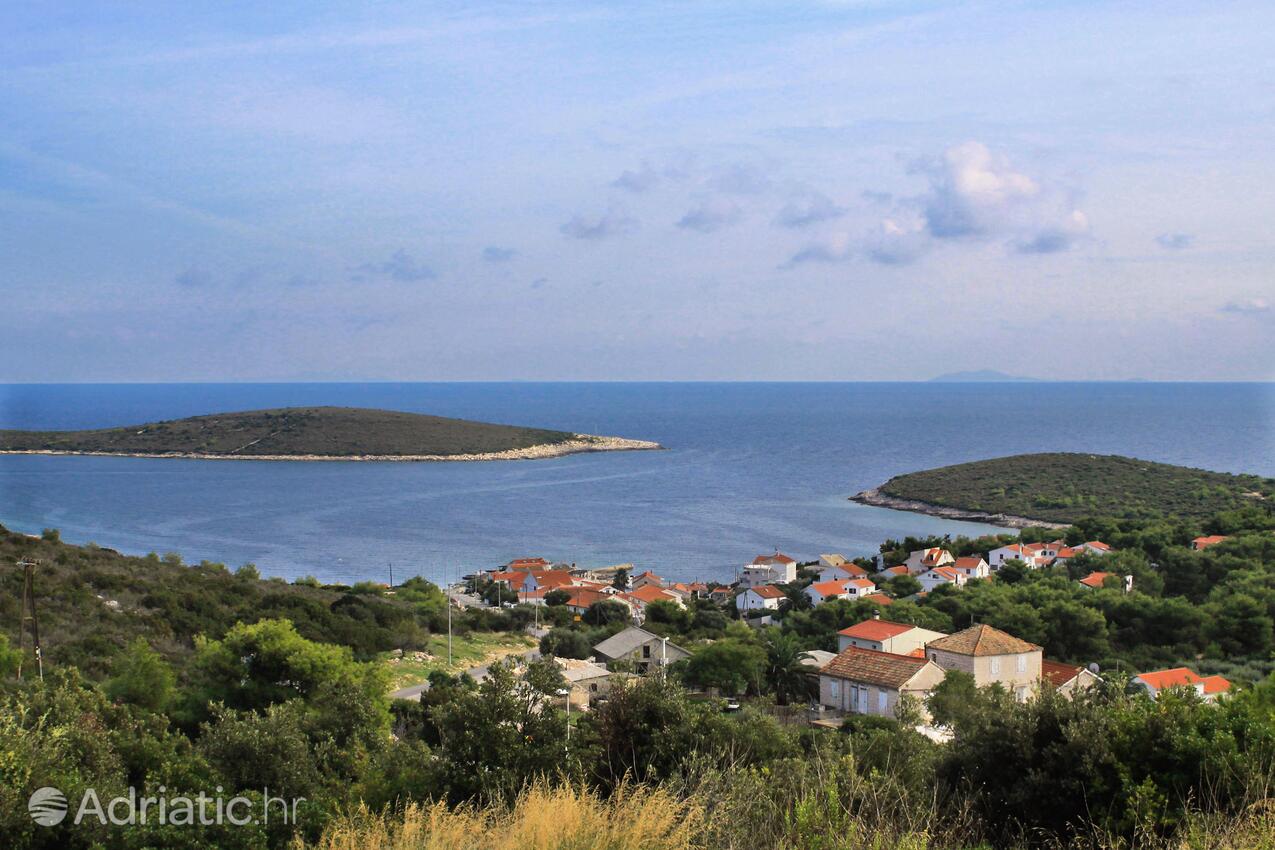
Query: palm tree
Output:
[[764, 631, 814, 706]]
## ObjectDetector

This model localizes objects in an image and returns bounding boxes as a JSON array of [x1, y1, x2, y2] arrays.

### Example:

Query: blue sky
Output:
[[2, 1, 1273, 380]]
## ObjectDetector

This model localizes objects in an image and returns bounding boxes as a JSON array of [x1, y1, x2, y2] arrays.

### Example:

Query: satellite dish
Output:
[[1087, 663, 1100, 674]]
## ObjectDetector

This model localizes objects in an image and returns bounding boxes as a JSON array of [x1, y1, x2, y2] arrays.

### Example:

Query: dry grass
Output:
[[308, 783, 703, 850]]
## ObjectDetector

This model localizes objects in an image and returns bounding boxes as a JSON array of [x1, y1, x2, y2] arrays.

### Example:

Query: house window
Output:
[[643, 645, 651, 658], [590, 683, 598, 692], [990, 657, 1001, 676], [1016, 654, 1027, 673], [829, 679, 840, 699]]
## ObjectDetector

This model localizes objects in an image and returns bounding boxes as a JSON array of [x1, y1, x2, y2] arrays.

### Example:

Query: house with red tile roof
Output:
[[1040, 659, 1101, 696], [988, 543, 1048, 570], [563, 587, 635, 619], [804, 579, 854, 606], [1078, 571, 1112, 589], [925, 624, 1043, 700], [917, 565, 967, 593], [950, 556, 990, 579], [904, 548, 955, 575], [1191, 535, 1228, 551], [817, 646, 946, 719], [818, 563, 869, 583], [837, 618, 947, 654], [742, 552, 798, 586], [863, 593, 894, 607], [1134, 667, 1231, 701], [737, 584, 787, 612], [631, 570, 665, 590], [876, 565, 911, 579], [624, 583, 685, 613]]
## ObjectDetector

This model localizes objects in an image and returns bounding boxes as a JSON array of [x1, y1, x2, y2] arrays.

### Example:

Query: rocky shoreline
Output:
[[0, 434, 663, 463], [850, 487, 1069, 530]]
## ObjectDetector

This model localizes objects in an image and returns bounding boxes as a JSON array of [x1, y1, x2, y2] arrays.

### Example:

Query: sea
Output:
[[1, 382, 1271, 585]]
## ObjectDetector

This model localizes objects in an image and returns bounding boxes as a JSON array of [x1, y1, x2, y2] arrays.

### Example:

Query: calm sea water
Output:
[[1, 383, 1271, 584]]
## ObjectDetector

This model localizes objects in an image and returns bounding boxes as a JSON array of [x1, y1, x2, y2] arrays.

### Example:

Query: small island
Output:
[[854, 452, 1273, 527], [0, 406, 662, 462]]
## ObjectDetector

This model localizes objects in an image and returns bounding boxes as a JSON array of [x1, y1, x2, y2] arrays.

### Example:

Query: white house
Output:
[[904, 548, 954, 575], [741, 552, 798, 587], [842, 577, 878, 599], [837, 618, 947, 654], [1133, 667, 1230, 702], [804, 579, 851, 606], [917, 566, 967, 593], [949, 556, 989, 580], [818, 563, 869, 583], [987, 543, 1048, 570], [737, 584, 787, 611]]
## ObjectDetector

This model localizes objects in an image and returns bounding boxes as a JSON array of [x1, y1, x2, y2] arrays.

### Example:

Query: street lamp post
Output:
[[556, 687, 571, 745]]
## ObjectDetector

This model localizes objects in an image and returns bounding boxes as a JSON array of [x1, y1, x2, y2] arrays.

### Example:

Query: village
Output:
[[465, 532, 1236, 727]]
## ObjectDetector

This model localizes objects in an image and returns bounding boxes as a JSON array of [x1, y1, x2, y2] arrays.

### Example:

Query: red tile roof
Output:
[[628, 584, 677, 604], [1201, 675, 1231, 695], [864, 593, 894, 606], [921, 548, 952, 566], [509, 557, 551, 569], [753, 552, 796, 565], [881, 565, 910, 576], [1135, 667, 1202, 691], [847, 577, 876, 588], [809, 580, 850, 598], [1041, 659, 1083, 688], [1192, 535, 1228, 550], [565, 588, 627, 610], [927, 624, 1040, 656], [746, 585, 787, 599], [927, 566, 961, 581], [952, 557, 986, 570], [1079, 571, 1112, 589], [838, 619, 914, 641], [820, 646, 932, 689], [1084, 541, 1111, 551]]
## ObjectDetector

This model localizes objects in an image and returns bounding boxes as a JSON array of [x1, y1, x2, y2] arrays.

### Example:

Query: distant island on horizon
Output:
[[0, 406, 662, 462]]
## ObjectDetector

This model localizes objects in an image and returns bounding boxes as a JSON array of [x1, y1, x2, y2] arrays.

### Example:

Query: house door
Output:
[[856, 686, 868, 714]]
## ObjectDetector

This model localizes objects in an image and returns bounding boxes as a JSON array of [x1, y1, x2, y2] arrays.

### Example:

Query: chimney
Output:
[[872, 610, 880, 620]]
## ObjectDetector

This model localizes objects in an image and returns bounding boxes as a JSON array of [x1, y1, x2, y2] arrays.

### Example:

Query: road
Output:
[[387, 625, 546, 701]]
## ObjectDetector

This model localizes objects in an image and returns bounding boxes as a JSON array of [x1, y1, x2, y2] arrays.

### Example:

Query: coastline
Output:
[[0, 434, 663, 463], [850, 487, 1069, 530]]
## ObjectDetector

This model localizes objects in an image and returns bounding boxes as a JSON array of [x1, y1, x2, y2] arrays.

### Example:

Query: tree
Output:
[[927, 670, 979, 728], [106, 638, 174, 712], [539, 628, 593, 659], [236, 562, 261, 580], [187, 619, 388, 726], [0, 634, 21, 678], [582, 600, 630, 626], [544, 588, 571, 606], [997, 559, 1028, 584], [612, 568, 629, 590], [884, 574, 923, 598], [763, 631, 813, 705], [685, 638, 766, 695]]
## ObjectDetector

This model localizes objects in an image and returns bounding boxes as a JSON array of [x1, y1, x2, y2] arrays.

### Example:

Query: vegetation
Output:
[[0, 492, 1272, 848], [0, 406, 579, 457], [877, 452, 1274, 523]]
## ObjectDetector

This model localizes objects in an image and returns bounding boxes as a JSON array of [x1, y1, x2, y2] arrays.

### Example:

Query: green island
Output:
[[856, 452, 1274, 525], [0, 406, 661, 461]]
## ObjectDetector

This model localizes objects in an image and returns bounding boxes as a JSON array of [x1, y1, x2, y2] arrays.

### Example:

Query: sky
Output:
[[2, 0, 1273, 381]]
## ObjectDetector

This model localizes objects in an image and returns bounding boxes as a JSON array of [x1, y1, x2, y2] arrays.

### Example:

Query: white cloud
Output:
[[774, 192, 846, 228], [1219, 298, 1270, 317], [676, 197, 743, 233], [919, 141, 1039, 238], [560, 208, 637, 240]]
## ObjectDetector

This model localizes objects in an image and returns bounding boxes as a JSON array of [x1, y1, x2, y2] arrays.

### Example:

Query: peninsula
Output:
[[854, 452, 1272, 526], [0, 406, 662, 461]]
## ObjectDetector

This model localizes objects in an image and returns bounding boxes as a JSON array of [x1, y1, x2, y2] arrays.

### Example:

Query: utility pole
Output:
[[389, 562, 394, 589], [17, 559, 43, 681]]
